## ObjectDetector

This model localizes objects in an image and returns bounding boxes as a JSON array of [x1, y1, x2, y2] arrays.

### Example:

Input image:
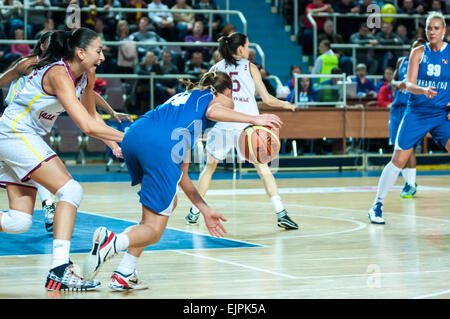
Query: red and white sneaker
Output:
[[108, 270, 149, 291], [83, 227, 119, 281]]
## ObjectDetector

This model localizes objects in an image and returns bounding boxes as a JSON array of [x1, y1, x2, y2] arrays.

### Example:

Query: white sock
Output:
[[374, 161, 401, 205], [271, 196, 284, 213], [37, 185, 53, 205], [191, 205, 200, 214], [405, 168, 416, 186], [51, 239, 70, 269], [116, 252, 138, 275], [401, 168, 409, 184], [115, 233, 130, 252]]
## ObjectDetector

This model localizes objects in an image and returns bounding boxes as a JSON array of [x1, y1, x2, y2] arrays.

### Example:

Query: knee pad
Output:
[[56, 179, 83, 208], [1, 210, 33, 234]]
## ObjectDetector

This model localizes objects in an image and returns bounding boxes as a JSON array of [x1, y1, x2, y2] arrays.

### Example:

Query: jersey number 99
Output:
[[427, 64, 441, 77]]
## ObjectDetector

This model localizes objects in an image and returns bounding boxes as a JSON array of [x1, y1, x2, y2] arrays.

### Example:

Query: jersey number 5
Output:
[[229, 72, 240, 92], [427, 64, 441, 77]]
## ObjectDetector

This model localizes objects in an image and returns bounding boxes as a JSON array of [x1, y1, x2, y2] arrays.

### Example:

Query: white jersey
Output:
[[4, 56, 39, 107], [0, 58, 88, 136], [212, 58, 259, 130]]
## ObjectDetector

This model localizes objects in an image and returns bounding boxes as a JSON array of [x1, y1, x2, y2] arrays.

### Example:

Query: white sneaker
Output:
[[368, 202, 385, 224], [83, 227, 119, 281], [109, 270, 149, 291]]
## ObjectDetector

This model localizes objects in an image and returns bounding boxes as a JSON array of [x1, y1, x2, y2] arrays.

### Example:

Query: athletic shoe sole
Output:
[[83, 227, 115, 281]]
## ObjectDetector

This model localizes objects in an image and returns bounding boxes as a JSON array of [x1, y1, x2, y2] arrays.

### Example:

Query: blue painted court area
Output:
[[0, 210, 260, 257]]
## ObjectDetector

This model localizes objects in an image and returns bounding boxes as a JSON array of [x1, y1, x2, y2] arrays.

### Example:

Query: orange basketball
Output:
[[238, 125, 280, 164]]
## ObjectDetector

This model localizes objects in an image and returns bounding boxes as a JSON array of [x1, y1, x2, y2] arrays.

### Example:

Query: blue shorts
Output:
[[395, 109, 450, 150], [389, 105, 407, 145], [121, 126, 183, 216]]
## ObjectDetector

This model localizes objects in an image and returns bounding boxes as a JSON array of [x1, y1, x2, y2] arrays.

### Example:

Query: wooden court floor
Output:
[[0, 172, 449, 299]]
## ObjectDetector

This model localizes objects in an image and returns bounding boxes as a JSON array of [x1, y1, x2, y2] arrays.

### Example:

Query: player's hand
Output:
[[252, 114, 283, 128], [282, 101, 295, 111], [111, 145, 123, 159], [399, 81, 407, 92], [203, 208, 227, 238], [113, 112, 133, 123], [424, 86, 437, 99]]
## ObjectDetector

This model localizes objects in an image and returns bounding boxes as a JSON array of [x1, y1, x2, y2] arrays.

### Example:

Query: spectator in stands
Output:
[[350, 23, 379, 75], [301, 0, 334, 56], [375, 22, 403, 74], [209, 49, 221, 65], [157, 49, 179, 100], [352, 63, 376, 99], [312, 40, 339, 84], [318, 19, 353, 75], [1, 0, 32, 39], [184, 20, 213, 61], [101, 0, 123, 39], [375, 66, 393, 93], [318, 67, 343, 102], [285, 65, 302, 103], [219, 24, 236, 37], [193, 0, 224, 40], [397, 0, 426, 38], [129, 16, 167, 59], [10, 29, 31, 57], [445, 24, 450, 42], [292, 77, 316, 107], [34, 18, 55, 40], [135, 51, 164, 114], [27, 0, 51, 39], [148, 0, 177, 41], [79, 0, 103, 30], [333, 0, 360, 42], [125, 0, 148, 28], [396, 24, 410, 44], [431, 0, 444, 12], [375, 67, 394, 108], [171, 0, 195, 41], [116, 20, 138, 75], [49, 0, 69, 31], [184, 51, 210, 80]]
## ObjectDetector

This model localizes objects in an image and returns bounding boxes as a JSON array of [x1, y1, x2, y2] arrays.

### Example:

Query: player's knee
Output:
[[56, 179, 83, 208], [1, 210, 33, 234]]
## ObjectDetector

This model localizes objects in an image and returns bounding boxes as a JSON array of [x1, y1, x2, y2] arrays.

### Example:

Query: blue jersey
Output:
[[120, 89, 215, 214], [407, 42, 450, 113], [392, 57, 410, 107]]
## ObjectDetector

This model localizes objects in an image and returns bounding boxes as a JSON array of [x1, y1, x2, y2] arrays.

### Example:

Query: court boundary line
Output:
[[410, 289, 450, 299]]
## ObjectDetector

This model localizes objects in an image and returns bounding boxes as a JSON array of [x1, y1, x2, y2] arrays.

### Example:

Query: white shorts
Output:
[[0, 129, 56, 189], [205, 126, 247, 161]]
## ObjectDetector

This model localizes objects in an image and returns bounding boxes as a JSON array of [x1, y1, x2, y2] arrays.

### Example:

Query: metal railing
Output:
[[330, 43, 410, 74], [0, 39, 266, 69], [0, 5, 247, 40], [307, 12, 450, 62]]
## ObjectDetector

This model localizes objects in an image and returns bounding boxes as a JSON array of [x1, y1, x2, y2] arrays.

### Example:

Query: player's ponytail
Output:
[[179, 71, 232, 94], [218, 32, 247, 66], [32, 28, 99, 70]]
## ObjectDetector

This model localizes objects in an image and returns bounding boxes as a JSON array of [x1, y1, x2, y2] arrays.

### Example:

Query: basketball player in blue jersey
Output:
[[0, 28, 125, 291], [185, 32, 299, 230], [0, 32, 132, 232], [390, 38, 425, 199], [82, 71, 283, 291], [369, 12, 450, 224]]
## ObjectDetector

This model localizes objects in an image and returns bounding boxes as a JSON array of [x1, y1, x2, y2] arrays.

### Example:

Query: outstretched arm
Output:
[[46, 66, 124, 143], [179, 152, 227, 238], [250, 63, 294, 111]]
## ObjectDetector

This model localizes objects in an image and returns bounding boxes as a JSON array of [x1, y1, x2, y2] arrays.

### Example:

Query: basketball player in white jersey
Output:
[[185, 32, 299, 230], [0, 28, 124, 291], [0, 31, 132, 232]]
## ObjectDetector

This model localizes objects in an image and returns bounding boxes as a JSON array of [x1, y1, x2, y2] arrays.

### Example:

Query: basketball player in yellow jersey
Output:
[[186, 32, 299, 230]]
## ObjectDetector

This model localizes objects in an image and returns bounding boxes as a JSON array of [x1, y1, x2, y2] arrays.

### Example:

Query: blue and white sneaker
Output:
[[368, 202, 385, 224], [400, 183, 417, 198]]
